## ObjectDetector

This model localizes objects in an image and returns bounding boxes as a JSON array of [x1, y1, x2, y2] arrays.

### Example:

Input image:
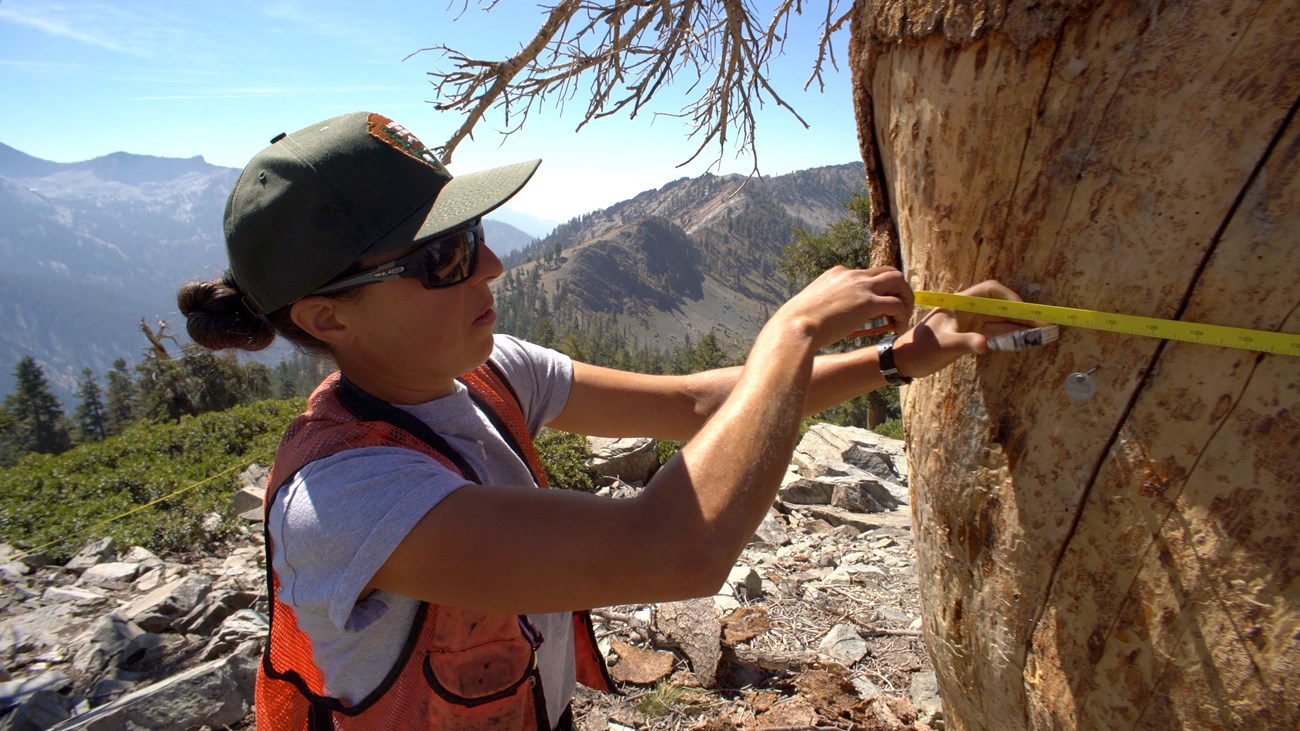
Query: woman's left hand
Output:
[[889, 280, 1046, 379]]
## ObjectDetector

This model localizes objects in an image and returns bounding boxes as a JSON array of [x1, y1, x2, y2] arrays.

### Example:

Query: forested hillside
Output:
[[0, 143, 538, 405], [496, 163, 867, 362]]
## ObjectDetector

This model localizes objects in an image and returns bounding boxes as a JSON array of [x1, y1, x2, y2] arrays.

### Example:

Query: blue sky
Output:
[[0, 1, 862, 223]]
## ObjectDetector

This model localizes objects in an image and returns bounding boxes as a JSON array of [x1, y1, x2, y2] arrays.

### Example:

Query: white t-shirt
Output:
[[266, 335, 577, 725]]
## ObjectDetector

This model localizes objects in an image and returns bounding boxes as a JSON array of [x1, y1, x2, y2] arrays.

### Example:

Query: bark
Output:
[[849, 1, 1300, 729]]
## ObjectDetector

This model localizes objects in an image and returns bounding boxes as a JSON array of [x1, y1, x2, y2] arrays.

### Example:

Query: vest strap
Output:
[[336, 374, 482, 482]]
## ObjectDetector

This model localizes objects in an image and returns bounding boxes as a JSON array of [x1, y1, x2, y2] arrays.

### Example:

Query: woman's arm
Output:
[[368, 266, 917, 614], [548, 279, 1033, 441]]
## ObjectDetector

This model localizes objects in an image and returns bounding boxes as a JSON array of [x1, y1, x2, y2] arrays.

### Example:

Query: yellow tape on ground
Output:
[[913, 291, 1300, 357]]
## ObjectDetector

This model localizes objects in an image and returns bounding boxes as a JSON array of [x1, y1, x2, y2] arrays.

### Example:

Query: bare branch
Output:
[[418, 1, 846, 169], [412, 0, 586, 163], [807, 1, 852, 92]]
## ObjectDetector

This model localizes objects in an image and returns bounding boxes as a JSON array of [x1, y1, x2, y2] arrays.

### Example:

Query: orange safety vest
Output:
[[256, 362, 614, 730]]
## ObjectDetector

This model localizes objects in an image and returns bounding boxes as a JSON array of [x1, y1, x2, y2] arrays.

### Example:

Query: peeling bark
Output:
[[849, 1, 1300, 729]]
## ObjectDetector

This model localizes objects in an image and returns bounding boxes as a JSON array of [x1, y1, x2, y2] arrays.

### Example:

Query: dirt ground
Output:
[[569, 516, 940, 730]]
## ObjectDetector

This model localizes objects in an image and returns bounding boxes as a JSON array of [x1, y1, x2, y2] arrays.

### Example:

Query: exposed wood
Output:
[[139, 318, 177, 361], [850, 1, 1299, 729]]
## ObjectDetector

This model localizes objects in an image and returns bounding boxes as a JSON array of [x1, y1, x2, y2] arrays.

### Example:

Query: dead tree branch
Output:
[[415, 1, 844, 169], [140, 318, 177, 361]]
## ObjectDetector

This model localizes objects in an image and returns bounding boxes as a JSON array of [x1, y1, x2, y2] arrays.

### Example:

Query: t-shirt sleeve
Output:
[[490, 334, 574, 434], [267, 446, 471, 633]]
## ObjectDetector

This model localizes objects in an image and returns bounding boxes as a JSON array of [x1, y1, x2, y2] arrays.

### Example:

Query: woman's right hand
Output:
[[771, 265, 914, 350]]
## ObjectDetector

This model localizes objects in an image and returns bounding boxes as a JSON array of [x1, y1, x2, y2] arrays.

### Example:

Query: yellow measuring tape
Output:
[[914, 291, 1300, 357]]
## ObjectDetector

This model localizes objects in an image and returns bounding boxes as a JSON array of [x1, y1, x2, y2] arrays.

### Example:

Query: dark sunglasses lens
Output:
[[418, 228, 479, 287]]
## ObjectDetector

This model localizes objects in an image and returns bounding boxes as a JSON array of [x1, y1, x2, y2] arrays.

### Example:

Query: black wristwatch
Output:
[[876, 337, 913, 386]]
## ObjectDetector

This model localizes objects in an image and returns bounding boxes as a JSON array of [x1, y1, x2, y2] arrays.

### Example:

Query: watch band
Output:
[[876, 336, 913, 386]]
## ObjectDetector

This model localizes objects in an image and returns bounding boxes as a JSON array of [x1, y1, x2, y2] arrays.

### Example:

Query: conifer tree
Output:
[[779, 192, 898, 429], [104, 358, 136, 434], [73, 367, 108, 442], [691, 331, 731, 372], [779, 191, 873, 292], [2, 356, 72, 457]]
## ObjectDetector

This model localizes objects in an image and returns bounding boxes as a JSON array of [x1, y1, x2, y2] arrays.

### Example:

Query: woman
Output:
[[179, 111, 1035, 730]]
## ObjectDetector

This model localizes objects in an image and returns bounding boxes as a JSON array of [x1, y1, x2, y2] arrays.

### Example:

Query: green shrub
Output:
[[873, 418, 905, 440], [0, 399, 302, 562], [534, 428, 599, 492], [655, 439, 684, 464]]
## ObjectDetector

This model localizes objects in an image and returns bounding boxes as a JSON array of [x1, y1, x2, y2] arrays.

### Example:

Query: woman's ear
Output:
[[290, 297, 354, 346]]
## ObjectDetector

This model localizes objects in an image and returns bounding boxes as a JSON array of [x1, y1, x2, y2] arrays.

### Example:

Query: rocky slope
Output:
[[0, 424, 942, 730]]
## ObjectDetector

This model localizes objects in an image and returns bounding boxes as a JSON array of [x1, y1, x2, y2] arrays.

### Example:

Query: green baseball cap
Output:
[[224, 111, 540, 313]]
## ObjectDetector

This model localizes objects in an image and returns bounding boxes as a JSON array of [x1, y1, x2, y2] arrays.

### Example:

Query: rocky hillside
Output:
[[497, 163, 867, 356], [0, 424, 943, 731]]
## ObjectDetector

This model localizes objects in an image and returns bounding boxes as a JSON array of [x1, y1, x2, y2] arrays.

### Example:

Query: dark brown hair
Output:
[[177, 271, 345, 357]]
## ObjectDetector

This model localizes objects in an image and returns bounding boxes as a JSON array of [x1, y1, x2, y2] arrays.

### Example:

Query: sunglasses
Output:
[[311, 220, 484, 296]]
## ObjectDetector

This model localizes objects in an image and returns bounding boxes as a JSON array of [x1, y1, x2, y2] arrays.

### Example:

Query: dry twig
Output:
[[413, 1, 846, 168]]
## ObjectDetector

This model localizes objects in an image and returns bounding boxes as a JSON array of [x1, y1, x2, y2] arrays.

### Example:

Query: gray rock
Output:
[[796, 505, 883, 534], [178, 589, 258, 636], [63, 538, 116, 575], [122, 574, 213, 633], [231, 485, 266, 521], [830, 476, 901, 513], [0, 562, 31, 580], [654, 598, 721, 687], [77, 562, 140, 589], [852, 675, 883, 701], [201, 609, 267, 661], [794, 424, 906, 483], [778, 476, 834, 505], [0, 670, 69, 713], [0, 689, 71, 731], [586, 436, 659, 485], [818, 623, 868, 665], [85, 678, 137, 709], [239, 463, 269, 491], [751, 513, 789, 545], [910, 670, 943, 720], [71, 614, 142, 676], [725, 566, 763, 601], [119, 547, 164, 574], [41, 586, 108, 608], [48, 643, 259, 731]]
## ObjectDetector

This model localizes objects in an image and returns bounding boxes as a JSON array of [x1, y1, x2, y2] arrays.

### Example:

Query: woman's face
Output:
[[327, 240, 506, 403]]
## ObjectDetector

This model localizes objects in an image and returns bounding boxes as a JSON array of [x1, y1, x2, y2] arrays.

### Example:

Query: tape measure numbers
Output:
[[913, 291, 1300, 357]]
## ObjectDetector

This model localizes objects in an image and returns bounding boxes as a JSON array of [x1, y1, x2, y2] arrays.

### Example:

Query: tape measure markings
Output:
[[913, 291, 1300, 357]]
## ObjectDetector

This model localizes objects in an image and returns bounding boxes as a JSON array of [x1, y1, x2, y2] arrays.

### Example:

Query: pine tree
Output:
[[779, 191, 873, 293], [2, 356, 72, 457], [73, 367, 108, 442], [691, 330, 731, 372], [104, 358, 136, 434], [777, 191, 897, 430]]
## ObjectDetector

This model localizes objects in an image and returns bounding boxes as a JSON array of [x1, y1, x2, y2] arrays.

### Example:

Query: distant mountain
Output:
[[482, 219, 536, 256], [0, 144, 240, 404], [495, 163, 867, 357], [0, 144, 533, 404], [487, 208, 560, 239]]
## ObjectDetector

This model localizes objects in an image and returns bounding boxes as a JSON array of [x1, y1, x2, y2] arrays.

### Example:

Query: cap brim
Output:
[[414, 159, 541, 242]]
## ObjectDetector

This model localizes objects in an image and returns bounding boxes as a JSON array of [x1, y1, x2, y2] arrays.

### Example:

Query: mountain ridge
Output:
[[1, 142, 862, 403], [495, 162, 867, 357], [0, 144, 541, 403]]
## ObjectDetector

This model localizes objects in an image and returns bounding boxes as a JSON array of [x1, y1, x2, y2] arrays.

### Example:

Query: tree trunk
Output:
[[849, 2, 1299, 729]]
